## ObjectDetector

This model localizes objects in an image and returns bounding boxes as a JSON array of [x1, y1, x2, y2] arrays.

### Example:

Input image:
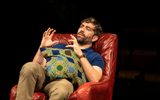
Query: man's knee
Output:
[[45, 79, 74, 100], [49, 84, 73, 100], [20, 62, 41, 75]]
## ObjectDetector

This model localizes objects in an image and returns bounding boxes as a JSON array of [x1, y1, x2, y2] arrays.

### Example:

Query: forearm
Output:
[[80, 57, 101, 82], [33, 47, 44, 65]]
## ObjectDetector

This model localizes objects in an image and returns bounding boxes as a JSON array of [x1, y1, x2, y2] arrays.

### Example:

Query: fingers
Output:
[[43, 27, 56, 37], [50, 29, 56, 37], [44, 27, 51, 36], [69, 35, 77, 43], [52, 40, 59, 45], [66, 35, 78, 48], [48, 28, 56, 35], [70, 35, 76, 40], [46, 28, 56, 35], [65, 45, 74, 48]]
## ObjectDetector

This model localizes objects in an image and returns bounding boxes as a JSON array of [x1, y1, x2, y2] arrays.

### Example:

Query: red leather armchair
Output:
[[10, 33, 118, 100]]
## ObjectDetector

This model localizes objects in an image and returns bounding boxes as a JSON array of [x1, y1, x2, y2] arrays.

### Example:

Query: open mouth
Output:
[[77, 34, 83, 37], [77, 32, 85, 37]]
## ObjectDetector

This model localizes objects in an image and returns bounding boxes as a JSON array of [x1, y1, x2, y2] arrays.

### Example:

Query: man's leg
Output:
[[43, 79, 74, 100], [16, 62, 46, 100]]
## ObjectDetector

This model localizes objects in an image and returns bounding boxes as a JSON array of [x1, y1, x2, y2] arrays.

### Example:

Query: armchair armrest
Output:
[[69, 79, 112, 100]]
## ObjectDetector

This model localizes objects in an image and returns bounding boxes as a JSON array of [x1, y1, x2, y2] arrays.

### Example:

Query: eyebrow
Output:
[[81, 24, 94, 30]]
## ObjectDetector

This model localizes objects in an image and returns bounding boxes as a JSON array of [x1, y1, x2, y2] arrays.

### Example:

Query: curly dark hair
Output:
[[81, 17, 103, 36]]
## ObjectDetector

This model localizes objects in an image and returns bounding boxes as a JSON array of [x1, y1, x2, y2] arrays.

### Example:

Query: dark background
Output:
[[1, 0, 160, 100]]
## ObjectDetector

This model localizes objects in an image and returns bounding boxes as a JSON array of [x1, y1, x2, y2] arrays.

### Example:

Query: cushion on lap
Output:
[[40, 47, 87, 86]]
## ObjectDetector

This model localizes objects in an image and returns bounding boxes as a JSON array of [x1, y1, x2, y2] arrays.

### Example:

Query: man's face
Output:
[[77, 22, 95, 44]]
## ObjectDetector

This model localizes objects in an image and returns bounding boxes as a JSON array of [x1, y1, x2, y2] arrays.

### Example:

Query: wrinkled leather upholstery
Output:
[[10, 33, 118, 100]]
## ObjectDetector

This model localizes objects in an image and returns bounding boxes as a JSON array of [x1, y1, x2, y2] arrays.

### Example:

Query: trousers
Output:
[[15, 62, 74, 100]]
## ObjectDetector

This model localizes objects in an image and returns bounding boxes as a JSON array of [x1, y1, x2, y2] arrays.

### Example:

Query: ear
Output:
[[92, 35, 99, 42]]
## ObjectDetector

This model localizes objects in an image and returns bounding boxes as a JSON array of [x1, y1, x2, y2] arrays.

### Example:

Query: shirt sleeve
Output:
[[91, 54, 105, 70], [86, 52, 105, 70]]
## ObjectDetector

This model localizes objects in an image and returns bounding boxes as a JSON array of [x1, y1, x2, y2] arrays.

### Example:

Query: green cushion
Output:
[[40, 47, 87, 86]]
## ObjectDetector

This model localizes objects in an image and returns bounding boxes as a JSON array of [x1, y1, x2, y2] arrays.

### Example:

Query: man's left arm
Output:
[[79, 56, 103, 82], [66, 35, 104, 82]]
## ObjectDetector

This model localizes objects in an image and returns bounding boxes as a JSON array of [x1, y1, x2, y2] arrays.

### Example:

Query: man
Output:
[[15, 17, 105, 100]]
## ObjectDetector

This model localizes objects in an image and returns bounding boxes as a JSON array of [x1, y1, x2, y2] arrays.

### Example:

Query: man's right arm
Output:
[[33, 46, 46, 67], [32, 27, 57, 67]]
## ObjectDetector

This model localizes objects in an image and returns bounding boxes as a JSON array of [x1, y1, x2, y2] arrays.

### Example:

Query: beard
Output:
[[77, 32, 92, 45], [77, 38, 86, 45]]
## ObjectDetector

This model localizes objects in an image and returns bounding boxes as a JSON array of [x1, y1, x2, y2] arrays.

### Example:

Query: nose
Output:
[[80, 26, 85, 31]]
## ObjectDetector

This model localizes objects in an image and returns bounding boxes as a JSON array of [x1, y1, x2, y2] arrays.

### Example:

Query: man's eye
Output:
[[86, 27, 91, 31]]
